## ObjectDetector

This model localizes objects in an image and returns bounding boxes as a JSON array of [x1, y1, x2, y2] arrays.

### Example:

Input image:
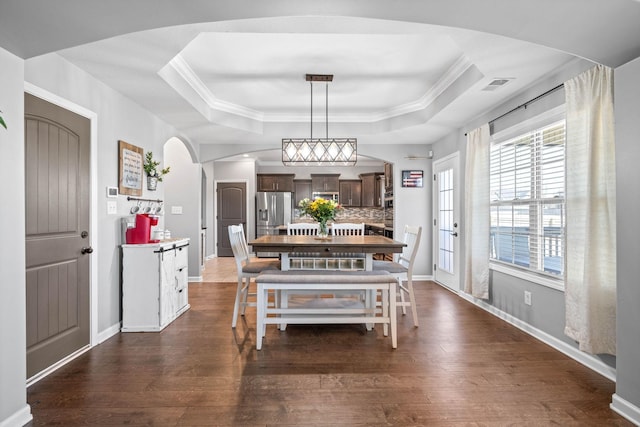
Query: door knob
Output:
[[450, 232, 458, 237], [81, 247, 94, 254]]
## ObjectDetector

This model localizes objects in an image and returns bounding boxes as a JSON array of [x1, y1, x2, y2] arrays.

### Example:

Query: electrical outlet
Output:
[[524, 290, 532, 306], [171, 206, 183, 215]]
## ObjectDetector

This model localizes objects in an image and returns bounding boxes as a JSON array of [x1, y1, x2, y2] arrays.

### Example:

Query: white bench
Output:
[[255, 270, 397, 350]]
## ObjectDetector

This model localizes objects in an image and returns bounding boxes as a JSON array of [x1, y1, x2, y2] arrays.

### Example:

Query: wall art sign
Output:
[[118, 140, 143, 196], [401, 170, 423, 188]]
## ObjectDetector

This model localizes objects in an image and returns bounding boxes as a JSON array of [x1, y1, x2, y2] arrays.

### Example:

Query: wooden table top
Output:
[[249, 234, 406, 254]]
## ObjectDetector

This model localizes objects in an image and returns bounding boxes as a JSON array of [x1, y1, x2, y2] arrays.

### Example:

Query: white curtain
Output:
[[464, 124, 490, 299], [564, 65, 617, 355]]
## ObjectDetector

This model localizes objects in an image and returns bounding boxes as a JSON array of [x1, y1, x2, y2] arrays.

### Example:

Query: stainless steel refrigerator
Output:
[[255, 192, 292, 257]]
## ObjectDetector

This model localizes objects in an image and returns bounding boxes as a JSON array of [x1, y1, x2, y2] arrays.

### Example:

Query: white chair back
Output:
[[397, 225, 422, 270], [228, 224, 250, 269], [331, 223, 365, 236], [287, 223, 319, 236]]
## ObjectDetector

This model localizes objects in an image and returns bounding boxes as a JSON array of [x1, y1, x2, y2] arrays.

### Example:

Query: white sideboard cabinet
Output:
[[121, 238, 190, 332]]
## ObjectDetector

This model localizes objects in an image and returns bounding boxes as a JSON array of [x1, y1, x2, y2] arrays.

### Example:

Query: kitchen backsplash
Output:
[[294, 207, 384, 222]]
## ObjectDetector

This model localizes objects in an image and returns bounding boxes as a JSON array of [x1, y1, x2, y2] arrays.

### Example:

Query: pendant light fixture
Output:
[[282, 74, 357, 166]]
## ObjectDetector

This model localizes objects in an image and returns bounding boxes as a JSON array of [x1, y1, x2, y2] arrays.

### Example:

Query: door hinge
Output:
[[434, 264, 437, 271], [433, 174, 436, 181], [433, 219, 436, 226]]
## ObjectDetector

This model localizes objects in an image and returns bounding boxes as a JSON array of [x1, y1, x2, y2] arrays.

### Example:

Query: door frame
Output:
[[24, 83, 99, 375], [432, 151, 461, 292], [214, 179, 250, 257]]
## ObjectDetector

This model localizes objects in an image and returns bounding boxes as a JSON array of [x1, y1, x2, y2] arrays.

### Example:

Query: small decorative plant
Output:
[[0, 109, 6, 129], [298, 197, 342, 236], [143, 151, 170, 181]]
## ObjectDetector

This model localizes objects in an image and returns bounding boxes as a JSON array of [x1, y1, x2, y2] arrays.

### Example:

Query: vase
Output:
[[318, 220, 329, 238], [147, 176, 158, 191]]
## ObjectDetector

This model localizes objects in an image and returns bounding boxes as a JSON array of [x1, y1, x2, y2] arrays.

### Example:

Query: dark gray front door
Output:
[[25, 93, 91, 378], [217, 182, 246, 257]]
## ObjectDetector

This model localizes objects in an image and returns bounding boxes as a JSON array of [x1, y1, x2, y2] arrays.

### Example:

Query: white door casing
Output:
[[433, 152, 460, 291]]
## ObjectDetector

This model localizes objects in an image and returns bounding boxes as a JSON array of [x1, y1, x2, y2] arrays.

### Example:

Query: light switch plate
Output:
[[171, 206, 183, 215], [107, 200, 118, 215]]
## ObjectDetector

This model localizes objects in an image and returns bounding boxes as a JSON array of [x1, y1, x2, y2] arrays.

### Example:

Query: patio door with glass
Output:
[[433, 152, 460, 291]]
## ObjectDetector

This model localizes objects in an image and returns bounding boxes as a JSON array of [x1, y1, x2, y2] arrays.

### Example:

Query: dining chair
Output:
[[287, 223, 320, 235], [373, 225, 422, 327], [330, 222, 365, 236], [228, 224, 280, 328]]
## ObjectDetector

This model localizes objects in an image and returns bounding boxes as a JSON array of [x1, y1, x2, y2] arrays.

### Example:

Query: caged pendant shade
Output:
[[282, 74, 357, 166]]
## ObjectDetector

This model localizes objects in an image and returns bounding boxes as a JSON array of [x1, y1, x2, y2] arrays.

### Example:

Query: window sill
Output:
[[490, 262, 564, 291]]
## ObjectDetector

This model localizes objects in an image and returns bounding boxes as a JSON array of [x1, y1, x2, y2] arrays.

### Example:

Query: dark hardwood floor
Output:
[[27, 281, 630, 426]]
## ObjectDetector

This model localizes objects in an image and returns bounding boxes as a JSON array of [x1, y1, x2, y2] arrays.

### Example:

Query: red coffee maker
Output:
[[125, 214, 159, 244]]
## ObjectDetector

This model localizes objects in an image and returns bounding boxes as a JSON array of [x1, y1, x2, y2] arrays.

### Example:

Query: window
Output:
[[490, 119, 565, 278]]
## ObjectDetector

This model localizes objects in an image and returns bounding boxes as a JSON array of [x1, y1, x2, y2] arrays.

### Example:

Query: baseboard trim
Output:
[[26, 322, 121, 388], [414, 274, 433, 281], [0, 405, 32, 427], [26, 344, 91, 387], [97, 322, 122, 344], [456, 290, 617, 382], [189, 275, 203, 282], [611, 394, 640, 426]]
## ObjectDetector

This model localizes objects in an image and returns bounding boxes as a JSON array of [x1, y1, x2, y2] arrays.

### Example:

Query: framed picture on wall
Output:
[[118, 140, 143, 196], [401, 170, 423, 188]]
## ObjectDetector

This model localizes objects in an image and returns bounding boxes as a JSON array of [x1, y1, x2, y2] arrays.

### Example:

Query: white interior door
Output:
[[433, 152, 460, 291]]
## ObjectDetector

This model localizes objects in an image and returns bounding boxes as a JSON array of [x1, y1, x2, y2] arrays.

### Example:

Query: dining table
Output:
[[249, 234, 405, 271]]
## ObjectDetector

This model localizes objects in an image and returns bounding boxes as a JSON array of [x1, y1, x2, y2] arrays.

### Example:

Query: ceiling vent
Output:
[[482, 78, 513, 91]]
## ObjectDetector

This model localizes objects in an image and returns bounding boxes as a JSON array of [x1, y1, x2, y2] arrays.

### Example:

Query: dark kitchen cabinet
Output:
[[339, 180, 362, 207], [311, 174, 340, 192], [293, 179, 312, 205], [257, 174, 294, 192], [360, 172, 383, 207], [384, 163, 393, 191]]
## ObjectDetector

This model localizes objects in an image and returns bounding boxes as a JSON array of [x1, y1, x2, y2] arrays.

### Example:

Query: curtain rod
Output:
[[465, 83, 564, 136]]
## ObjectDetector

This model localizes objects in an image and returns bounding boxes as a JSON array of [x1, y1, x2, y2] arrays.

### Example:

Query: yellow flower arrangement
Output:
[[298, 197, 342, 236]]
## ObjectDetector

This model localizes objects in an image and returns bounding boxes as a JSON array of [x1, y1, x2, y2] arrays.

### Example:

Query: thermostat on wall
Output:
[[106, 186, 119, 198]]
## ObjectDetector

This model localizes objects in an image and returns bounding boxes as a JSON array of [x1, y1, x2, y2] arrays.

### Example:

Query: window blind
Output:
[[489, 120, 565, 277]]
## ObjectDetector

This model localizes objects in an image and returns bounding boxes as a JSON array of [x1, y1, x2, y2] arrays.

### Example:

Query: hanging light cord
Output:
[[326, 83, 329, 139], [309, 80, 331, 141], [310, 81, 313, 139]]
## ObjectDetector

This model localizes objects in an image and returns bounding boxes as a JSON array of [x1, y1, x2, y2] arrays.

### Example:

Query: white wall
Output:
[[24, 53, 182, 334], [164, 137, 202, 278], [613, 55, 640, 421], [0, 47, 32, 427], [202, 161, 215, 256]]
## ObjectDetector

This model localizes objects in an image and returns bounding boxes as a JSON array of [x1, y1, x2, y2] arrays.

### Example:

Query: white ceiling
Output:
[[54, 18, 576, 157], [3, 1, 640, 163]]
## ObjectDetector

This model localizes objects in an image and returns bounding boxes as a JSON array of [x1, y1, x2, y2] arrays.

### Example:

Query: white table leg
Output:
[[281, 253, 290, 271], [389, 284, 397, 349], [256, 283, 265, 350], [382, 288, 389, 337], [365, 253, 373, 271], [280, 290, 288, 331]]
